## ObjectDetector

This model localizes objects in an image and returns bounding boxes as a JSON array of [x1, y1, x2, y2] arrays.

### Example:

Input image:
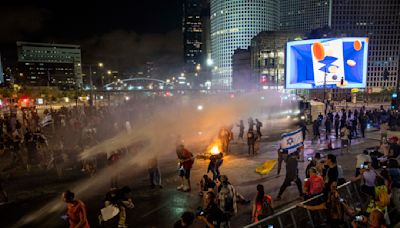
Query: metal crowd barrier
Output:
[[243, 181, 368, 228]]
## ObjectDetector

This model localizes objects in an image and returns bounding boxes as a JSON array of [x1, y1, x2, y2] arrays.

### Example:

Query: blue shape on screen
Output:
[[318, 56, 338, 72]]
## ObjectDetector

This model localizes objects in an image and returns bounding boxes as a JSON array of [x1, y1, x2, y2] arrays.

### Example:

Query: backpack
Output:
[[309, 176, 324, 195], [219, 184, 234, 213], [257, 196, 274, 221]]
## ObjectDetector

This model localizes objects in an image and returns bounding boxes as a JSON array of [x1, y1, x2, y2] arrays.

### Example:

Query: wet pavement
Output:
[[0, 124, 382, 228]]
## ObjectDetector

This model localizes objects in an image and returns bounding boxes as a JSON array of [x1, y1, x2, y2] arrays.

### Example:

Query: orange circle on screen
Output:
[[354, 40, 362, 51], [312, 42, 325, 61]]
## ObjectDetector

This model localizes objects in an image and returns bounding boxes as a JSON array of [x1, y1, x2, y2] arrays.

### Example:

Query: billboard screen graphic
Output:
[[285, 38, 368, 89]]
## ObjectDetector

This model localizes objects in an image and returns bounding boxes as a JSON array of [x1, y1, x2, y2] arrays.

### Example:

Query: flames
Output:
[[208, 139, 222, 155], [210, 145, 220, 155]]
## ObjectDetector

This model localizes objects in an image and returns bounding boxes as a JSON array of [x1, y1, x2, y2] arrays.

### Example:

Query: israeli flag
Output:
[[39, 114, 53, 128], [281, 128, 303, 153]]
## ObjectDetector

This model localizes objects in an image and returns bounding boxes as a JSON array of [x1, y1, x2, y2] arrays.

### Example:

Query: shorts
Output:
[[341, 139, 349, 147], [179, 168, 191, 179]]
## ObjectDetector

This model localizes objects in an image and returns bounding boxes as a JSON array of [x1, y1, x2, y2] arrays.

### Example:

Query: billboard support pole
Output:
[[323, 67, 327, 114]]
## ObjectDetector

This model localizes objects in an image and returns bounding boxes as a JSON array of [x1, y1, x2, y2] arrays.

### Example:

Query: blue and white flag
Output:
[[39, 114, 53, 128], [280, 128, 303, 153]]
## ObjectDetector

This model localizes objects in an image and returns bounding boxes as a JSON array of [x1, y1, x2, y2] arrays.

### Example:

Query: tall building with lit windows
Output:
[[16, 41, 82, 89], [331, 0, 400, 91], [210, 0, 279, 89], [183, 0, 205, 72], [279, 0, 331, 32]]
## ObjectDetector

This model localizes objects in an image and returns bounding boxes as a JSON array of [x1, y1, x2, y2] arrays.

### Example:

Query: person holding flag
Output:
[[277, 129, 305, 200]]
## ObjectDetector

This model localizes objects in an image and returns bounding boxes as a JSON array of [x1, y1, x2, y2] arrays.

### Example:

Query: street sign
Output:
[[351, 88, 359, 93]]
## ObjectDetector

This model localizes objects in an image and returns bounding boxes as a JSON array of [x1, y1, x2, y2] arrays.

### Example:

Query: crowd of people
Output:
[[5, 98, 400, 227]]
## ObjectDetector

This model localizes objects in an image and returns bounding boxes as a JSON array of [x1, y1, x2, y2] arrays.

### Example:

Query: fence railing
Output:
[[243, 181, 368, 228]]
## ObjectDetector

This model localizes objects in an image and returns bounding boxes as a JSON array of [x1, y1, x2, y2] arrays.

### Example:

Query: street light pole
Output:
[[89, 65, 93, 106]]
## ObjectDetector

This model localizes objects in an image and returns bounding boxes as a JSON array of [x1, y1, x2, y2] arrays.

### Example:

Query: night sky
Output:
[[0, 0, 183, 75]]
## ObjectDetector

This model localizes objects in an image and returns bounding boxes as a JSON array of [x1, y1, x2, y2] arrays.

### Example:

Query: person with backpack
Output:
[[252, 184, 273, 224], [304, 167, 324, 200], [217, 175, 237, 226], [247, 129, 256, 156]]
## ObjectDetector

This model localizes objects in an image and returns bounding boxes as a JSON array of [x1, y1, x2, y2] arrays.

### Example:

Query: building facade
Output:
[[251, 31, 303, 88], [232, 48, 252, 91], [16, 42, 82, 89], [331, 0, 400, 91], [183, 0, 205, 72], [210, 0, 279, 89], [280, 0, 331, 32]]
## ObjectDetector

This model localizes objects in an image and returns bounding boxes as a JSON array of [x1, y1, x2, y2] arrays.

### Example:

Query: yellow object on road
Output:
[[256, 160, 277, 175]]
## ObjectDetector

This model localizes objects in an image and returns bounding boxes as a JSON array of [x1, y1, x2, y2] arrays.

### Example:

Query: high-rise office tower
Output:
[[331, 0, 400, 90], [279, 0, 331, 32], [183, 0, 205, 72], [16, 42, 82, 89], [210, 0, 279, 89]]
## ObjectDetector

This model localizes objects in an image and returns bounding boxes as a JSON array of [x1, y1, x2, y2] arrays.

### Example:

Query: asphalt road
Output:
[[0, 123, 386, 228]]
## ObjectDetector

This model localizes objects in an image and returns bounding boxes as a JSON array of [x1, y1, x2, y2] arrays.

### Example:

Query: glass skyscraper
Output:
[[210, 0, 279, 89], [331, 0, 400, 90], [183, 0, 205, 72]]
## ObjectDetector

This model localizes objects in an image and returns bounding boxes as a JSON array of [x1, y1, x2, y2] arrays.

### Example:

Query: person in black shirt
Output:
[[277, 151, 303, 200], [323, 154, 338, 194], [198, 191, 225, 228]]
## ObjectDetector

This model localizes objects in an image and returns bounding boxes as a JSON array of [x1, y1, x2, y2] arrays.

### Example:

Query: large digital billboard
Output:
[[285, 37, 368, 89]]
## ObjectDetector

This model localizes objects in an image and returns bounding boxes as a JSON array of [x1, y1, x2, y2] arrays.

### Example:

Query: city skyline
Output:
[[0, 0, 184, 75]]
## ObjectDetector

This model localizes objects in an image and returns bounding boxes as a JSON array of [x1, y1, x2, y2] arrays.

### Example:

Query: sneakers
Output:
[[177, 185, 184, 190]]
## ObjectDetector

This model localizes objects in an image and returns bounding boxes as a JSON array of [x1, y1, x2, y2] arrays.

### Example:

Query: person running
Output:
[[277, 151, 303, 200], [62, 190, 90, 228], [252, 184, 273, 224]]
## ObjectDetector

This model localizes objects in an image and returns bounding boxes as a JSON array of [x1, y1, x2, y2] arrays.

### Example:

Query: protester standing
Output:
[[62, 190, 90, 228]]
